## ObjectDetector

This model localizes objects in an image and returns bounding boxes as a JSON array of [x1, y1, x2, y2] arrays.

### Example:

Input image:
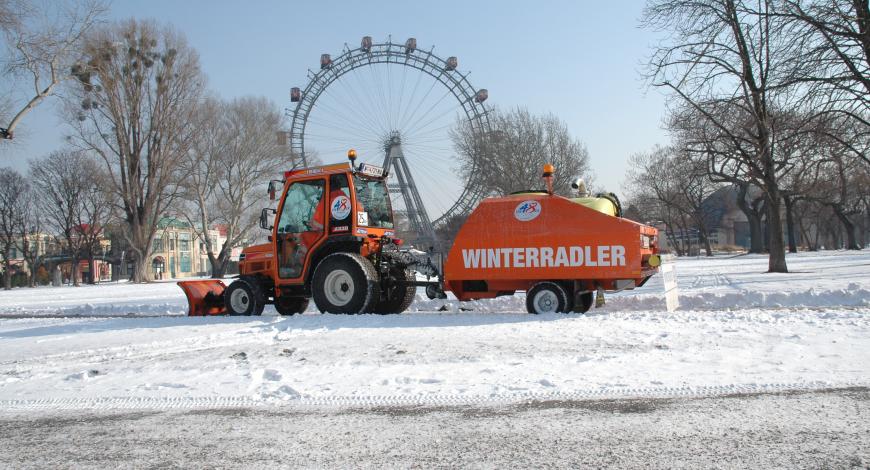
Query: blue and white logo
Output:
[[331, 195, 351, 220], [514, 200, 542, 221]]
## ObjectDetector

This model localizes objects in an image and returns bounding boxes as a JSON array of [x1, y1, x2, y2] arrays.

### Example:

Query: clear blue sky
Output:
[[2, 0, 669, 197]]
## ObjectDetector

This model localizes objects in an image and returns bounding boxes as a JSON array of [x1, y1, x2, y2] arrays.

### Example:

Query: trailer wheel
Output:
[[312, 253, 379, 314], [275, 297, 309, 316], [573, 292, 594, 313], [224, 276, 265, 316], [526, 282, 571, 314], [371, 268, 416, 314]]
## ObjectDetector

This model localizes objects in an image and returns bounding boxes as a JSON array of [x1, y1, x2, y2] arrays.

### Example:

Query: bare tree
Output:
[[803, 120, 870, 249], [18, 192, 42, 287], [29, 150, 100, 286], [0, 0, 106, 141], [181, 96, 294, 278], [0, 167, 28, 289], [452, 107, 594, 196], [643, 0, 806, 272], [67, 19, 205, 282], [625, 145, 722, 256], [775, 1, 870, 164]]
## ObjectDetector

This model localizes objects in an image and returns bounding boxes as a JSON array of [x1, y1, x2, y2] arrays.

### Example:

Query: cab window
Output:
[[353, 175, 394, 228], [277, 179, 325, 234]]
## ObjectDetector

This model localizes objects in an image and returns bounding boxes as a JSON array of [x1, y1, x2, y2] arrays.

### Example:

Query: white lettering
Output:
[[461, 245, 627, 270], [584, 246, 597, 267], [555, 247, 569, 267], [462, 249, 482, 269], [514, 248, 525, 268], [541, 247, 554, 267], [598, 245, 610, 266], [487, 249, 501, 268], [612, 245, 625, 266], [569, 246, 583, 267], [526, 247, 539, 267]]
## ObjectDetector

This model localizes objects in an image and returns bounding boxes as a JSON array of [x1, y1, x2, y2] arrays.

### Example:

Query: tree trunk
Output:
[[87, 252, 96, 284], [765, 188, 788, 273], [129, 222, 153, 283], [831, 205, 861, 250], [736, 184, 764, 253], [783, 195, 797, 254], [211, 244, 232, 279], [665, 230, 682, 256], [699, 228, 714, 257], [71, 255, 81, 286], [2, 255, 10, 290], [798, 215, 815, 251]]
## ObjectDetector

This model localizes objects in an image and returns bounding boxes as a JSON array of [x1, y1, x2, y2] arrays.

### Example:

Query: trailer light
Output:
[[542, 163, 555, 177]]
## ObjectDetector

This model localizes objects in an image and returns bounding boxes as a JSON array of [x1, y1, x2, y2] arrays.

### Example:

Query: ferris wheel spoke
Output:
[[309, 97, 386, 140], [397, 64, 427, 126], [401, 87, 456, 139], [397, 77, 440, 136], [343, 66, 391, 136], [403, 97, 464, 141], [319, 78, 387, 138], [315, 85, 387, 138], [366, 63, 392, 135], [395, 62, 409, 130], [305, 111, 380, 139]]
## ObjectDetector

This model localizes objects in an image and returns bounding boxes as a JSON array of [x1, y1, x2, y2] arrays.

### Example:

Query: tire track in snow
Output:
[[2, 381, 864, 412]]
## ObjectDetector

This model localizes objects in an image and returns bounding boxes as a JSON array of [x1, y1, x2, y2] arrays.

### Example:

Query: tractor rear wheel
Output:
[[371, 268, 416, 314], [312, 253, 379, 314], [275, 297, 309, 316], [526, 281, 571, 314], [224, 276, 265, 316]]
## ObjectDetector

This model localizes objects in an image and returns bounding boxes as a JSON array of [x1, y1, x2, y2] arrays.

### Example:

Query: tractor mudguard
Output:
[[177, 280, 227, 316]]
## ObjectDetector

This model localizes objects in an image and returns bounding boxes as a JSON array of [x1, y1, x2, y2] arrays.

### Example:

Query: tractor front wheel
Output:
[[312, 253, 379, 314], [224, 276, 265, 316], [275, 297, 309, 316], [371, 267, 416, 314]]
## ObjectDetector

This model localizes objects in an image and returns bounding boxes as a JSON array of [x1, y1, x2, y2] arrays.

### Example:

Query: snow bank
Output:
[[1, 249, 868, 317]]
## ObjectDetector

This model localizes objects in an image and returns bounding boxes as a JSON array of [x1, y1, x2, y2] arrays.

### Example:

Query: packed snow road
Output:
[[1, 388, 867, 468]]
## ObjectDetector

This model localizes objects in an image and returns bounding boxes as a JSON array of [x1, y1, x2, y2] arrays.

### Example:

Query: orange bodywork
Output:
[[444, 193, 659, 301]]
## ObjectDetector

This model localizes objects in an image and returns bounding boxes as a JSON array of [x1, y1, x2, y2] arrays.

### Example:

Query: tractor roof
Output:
[[284, 162, 351, 180]]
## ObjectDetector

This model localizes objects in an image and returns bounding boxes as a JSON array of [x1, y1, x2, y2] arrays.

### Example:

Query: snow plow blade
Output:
[[177, 280, 227, 316]]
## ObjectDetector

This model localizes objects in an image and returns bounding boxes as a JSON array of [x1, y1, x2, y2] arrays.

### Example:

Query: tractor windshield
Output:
[[353, 175, 394, 229]]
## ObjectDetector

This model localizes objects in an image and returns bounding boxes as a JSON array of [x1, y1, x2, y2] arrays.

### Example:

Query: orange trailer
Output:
[[444, 190, 660, 313]]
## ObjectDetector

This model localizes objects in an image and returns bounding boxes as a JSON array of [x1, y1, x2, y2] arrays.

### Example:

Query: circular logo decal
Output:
[[514, 200, 542, 221], [331, 195, 351, 220]]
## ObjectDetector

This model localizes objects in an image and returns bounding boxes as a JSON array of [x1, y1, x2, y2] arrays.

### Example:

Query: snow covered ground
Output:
[[0, 250, 868, 411]]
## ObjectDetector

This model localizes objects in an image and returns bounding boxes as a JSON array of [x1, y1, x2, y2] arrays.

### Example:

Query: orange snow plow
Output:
[[177, 280, 227, 316]]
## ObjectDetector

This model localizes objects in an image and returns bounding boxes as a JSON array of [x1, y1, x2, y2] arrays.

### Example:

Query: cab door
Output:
[[275, 178, 326, 281]]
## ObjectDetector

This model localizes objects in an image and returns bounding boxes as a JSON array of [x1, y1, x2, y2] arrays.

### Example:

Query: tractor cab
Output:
[[179, 149, 428, 317], [248, 157, 396, 286]]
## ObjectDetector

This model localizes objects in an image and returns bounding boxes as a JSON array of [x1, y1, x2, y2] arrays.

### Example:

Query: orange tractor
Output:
[[178, 152, 660, 316]]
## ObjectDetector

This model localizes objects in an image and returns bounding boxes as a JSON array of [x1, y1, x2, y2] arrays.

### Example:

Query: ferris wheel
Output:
[[288, 36, 491, 248]]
